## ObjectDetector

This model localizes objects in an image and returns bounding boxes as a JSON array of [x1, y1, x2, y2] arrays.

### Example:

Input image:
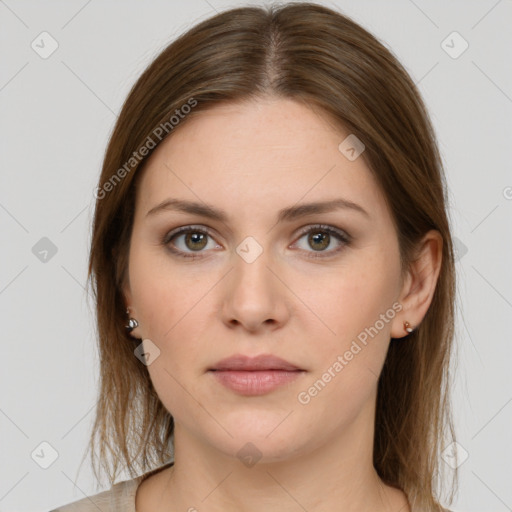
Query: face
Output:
[[123, 97, 407, 462]]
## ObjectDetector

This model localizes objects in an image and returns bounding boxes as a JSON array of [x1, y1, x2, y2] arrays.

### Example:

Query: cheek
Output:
[[301, 255, 399, 344], [127, 249, 208, 409], [129, 239, 209, 338], [301, 252, 400, 396], [140, 309, 209, 420]]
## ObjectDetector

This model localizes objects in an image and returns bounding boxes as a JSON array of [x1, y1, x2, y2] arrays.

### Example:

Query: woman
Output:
[[51, 2, 458, 511]]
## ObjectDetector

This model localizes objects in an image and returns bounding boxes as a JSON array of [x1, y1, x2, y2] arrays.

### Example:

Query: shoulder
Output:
[[48, 476, 142, 512], [48, 461, 174, 512]]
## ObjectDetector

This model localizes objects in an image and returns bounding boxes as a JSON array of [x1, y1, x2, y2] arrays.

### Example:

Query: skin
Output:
[[122, 96, 442, 512]]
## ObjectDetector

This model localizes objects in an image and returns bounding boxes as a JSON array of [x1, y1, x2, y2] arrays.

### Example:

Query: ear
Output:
[[116, 244, 132, 312], [391, 229, 443, 339], [122, 276, 132, 309]]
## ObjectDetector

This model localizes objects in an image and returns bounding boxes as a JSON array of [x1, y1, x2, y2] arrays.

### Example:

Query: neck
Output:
[[148, 398, 409, 512]]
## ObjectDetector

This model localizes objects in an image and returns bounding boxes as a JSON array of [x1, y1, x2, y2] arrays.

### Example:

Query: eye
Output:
[[291, 224, 351, 259], [163, 225, 220, 259], [163, 224, 351, 260]]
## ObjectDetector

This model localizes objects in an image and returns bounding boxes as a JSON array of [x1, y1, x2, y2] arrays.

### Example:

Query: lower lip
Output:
[[209, 370, 304, 396]]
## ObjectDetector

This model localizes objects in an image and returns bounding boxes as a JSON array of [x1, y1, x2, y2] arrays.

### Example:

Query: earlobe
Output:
[[121, 280, 141, 338], [403, 321, 414, 333], [125, 310, 139, 332], [125, 305, 142, 339], [392, 230, 443, 339]]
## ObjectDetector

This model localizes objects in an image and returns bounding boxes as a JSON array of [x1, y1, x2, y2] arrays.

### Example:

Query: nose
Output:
[[221, 241, 290, 333]]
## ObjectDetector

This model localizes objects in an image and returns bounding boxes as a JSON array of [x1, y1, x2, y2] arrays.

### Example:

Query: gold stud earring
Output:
[[403, 321, 413, 333]]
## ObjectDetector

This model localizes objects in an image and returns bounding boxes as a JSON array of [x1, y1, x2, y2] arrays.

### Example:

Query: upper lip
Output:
[[209, 354, 303, 371]]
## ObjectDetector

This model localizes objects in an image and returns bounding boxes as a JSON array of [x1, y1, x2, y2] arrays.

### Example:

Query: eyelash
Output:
[[162, 224, 351, 260]]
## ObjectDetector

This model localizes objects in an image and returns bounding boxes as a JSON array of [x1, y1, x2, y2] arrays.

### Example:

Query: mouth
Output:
[[208, 354, 305, 396]]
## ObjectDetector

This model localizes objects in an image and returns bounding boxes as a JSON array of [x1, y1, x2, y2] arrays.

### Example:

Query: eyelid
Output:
[[292, 223, 351, 242], [163, 224, 217, 242]]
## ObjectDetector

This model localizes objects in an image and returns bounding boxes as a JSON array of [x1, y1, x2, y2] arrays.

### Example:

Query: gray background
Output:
[[1, 1, 511, 511]]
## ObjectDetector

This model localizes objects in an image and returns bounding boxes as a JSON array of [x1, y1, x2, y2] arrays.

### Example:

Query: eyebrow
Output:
[[146, 197, 370, 223]]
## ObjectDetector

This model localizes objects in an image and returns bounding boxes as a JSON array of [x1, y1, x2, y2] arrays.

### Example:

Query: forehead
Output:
[[134, 98, 388, 223]]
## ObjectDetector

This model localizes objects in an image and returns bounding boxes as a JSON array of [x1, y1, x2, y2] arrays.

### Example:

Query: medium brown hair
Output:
[[84, 3, 457, 510]]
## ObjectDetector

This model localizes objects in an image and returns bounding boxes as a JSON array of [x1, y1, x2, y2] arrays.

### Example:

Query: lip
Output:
[[209, 354, 303, 372], [208, 354, 305, 396]]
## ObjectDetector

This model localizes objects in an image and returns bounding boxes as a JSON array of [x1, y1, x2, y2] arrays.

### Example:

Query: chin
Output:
[[220, 436, 304, 466]]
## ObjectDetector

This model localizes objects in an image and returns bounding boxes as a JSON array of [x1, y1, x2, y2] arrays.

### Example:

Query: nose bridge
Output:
[[221, 232, 288, 330], [232, 234, 276, 293]]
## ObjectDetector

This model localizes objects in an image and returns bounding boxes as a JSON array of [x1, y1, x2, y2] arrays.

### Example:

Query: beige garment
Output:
[[49, 462, 174, 511]]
